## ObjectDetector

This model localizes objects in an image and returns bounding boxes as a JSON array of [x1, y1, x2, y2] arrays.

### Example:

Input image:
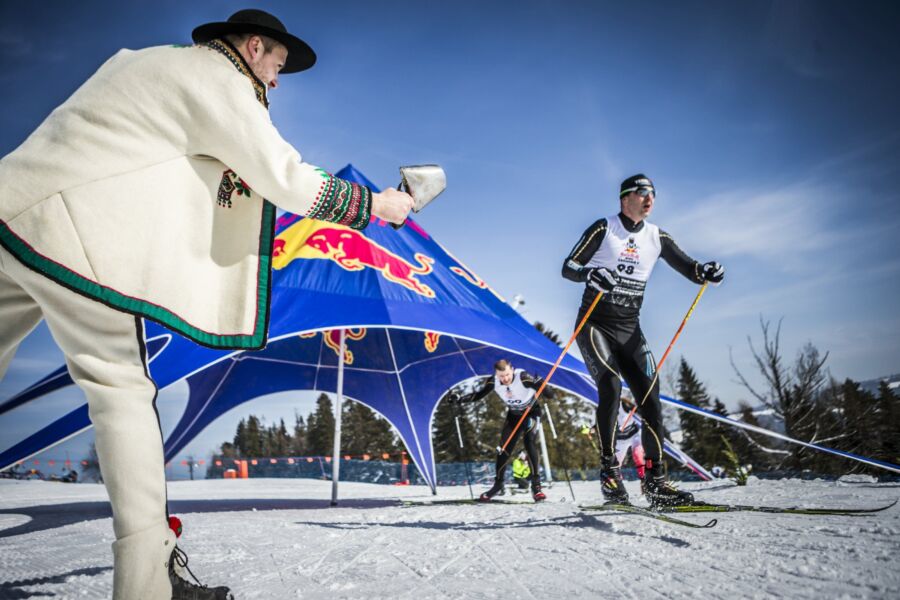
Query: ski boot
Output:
[[599, 455, 629, 504], [532, 481, 546, 502], [479, 481, 506, 502], [643, 465, 693, 507], [169, 546, 233, 599]]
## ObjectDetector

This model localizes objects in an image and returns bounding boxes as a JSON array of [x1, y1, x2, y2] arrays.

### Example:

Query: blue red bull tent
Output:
[[0, 165, 713, 489]]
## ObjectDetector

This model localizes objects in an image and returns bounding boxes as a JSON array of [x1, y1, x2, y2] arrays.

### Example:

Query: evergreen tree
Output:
[[720, 435, 749, 485], [260, 421, 273, 456], [834, 379, 878, 473], [533, 322, 563, 347], [340, 401, 399, 456], [434, 380, 507, 463], [728, 402, 780, 472], [271, 418, 290, 456], [677, 358, 724, 467], [432, 385, 480, 463], [243, 415, 263, 457], [306, 393, 335, 455], [542, 392, 598, 478], [233, 418, 246, 457], [876, 381, 900, 464], [472, 390, 508, 459], [530, 322, 619, 476], [219, 441, 238, 458], [291, 412, 308, 456]]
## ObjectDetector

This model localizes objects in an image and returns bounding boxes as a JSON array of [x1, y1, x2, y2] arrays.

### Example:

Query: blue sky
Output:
[[2, 1, 899, 475]]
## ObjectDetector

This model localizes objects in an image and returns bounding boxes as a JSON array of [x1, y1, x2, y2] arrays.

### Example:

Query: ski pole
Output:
[[499, 291, 604, 455], [621, 282, 708, 430], [453, 403, 475, 499]]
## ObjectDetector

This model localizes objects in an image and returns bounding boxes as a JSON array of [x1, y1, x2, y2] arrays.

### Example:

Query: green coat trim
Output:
[[0, 201, 275, 350]]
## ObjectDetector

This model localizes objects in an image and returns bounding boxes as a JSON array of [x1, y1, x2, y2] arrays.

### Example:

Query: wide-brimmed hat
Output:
[[192, 9, 316, 74]]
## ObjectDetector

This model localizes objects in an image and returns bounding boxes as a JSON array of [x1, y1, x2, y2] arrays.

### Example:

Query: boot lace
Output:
[[171, 545, 234, 600], [171, 546, 206, 588]]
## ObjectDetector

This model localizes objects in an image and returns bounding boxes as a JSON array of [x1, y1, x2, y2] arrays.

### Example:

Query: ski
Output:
[[579, 503, 718, 528], [659, 498, 897, 516], [400, 498, 535, 506]]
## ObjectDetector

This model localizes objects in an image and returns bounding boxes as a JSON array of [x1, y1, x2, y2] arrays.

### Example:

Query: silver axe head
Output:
[[391, 164, 447, 229]]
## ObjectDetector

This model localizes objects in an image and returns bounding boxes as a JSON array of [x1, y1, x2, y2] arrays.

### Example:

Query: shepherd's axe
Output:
[[391, 164, 447, 229]]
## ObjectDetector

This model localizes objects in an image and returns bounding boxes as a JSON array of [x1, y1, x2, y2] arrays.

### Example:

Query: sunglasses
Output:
[[636, 188, 655, 198]]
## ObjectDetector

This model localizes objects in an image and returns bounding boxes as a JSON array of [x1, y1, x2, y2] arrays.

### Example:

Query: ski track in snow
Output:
[[0, 478, 898, 599]]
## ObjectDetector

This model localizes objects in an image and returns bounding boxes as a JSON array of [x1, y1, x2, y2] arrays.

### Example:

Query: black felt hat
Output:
[[192, 9, 316, 74]]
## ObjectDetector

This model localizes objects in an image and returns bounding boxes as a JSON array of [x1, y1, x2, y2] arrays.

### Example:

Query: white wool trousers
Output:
[[0, 244, 175, 599]]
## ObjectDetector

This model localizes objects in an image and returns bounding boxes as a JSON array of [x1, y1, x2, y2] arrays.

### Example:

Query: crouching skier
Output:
[[453, 359, 553, 502], [511, 451, 532, 491], [562, 173, 724, 507]]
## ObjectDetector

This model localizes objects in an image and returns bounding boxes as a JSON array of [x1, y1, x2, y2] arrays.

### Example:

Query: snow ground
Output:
[[0, 477, 898, 599]]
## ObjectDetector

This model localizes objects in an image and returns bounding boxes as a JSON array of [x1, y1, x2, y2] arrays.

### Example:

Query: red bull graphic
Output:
[[449, 264, 505, 302], [450, 266, 487, 289], [273, 220, 436, 298], [424, 331, 441, 353], [299, 328, 367, 364]]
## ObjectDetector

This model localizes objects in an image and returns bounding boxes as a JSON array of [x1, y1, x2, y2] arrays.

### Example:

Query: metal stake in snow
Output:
[[537, 419, 554, 484], [453, 404, 475, 499], [331, 328, 346, 507], [539, 408, 557, 483]]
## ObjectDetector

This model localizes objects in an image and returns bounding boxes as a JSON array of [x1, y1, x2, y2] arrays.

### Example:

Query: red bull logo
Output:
[[450, 266, 487, 289], [300, 328, 367, 364], [274, 221, 436, 298], [450, 264, 505, 302], [424, 331, 441, 353]]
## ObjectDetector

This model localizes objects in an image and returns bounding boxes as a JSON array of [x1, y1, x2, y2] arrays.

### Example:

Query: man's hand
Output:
[[371, 188, 414, 224], [700, 261, 725, 285], [587, 267, 620, 293]]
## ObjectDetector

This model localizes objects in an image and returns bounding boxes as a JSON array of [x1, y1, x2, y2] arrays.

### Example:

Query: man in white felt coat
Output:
[[0, 9, 413, 599]]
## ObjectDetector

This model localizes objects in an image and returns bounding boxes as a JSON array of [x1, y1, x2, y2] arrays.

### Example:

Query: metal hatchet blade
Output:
[[391, 164, 446, 229]]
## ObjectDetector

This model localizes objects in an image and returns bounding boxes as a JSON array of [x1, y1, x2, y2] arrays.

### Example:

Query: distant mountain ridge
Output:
[[857, 373, 900, 394]]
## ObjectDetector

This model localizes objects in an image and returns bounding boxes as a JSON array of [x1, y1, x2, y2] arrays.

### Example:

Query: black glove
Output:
[[587, 267, 620, 293], [700, 261, 724, 284], [618, 420, 639, 439]]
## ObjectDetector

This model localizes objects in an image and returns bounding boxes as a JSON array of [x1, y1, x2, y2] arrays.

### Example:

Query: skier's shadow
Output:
[[293, 513, 692, 547], [0, 498, 397, 538], [0, 566, 112, 598]]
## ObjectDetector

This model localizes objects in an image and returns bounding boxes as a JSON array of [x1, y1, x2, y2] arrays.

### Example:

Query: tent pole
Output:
[[331, 329, 346, 507]]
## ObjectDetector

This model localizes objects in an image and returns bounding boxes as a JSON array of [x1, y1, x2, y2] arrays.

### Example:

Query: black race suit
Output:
[[562, 212, 704, 466]]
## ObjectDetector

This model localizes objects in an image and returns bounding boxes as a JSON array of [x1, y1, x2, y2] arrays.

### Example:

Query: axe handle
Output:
[[390, 178, 407, 230]]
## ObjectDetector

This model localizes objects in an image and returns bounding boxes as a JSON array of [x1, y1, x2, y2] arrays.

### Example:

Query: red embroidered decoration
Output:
[[217, 170, 252, 208]]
